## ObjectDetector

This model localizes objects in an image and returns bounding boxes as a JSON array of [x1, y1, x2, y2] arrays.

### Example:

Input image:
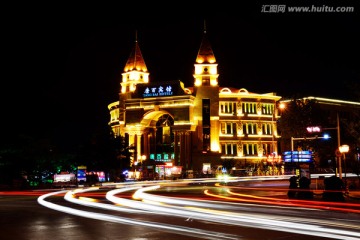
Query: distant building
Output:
[[108, 28, 282, 177]]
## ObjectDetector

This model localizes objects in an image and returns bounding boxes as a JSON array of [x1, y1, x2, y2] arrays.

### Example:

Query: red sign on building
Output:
[[306, 126, 322, 133]]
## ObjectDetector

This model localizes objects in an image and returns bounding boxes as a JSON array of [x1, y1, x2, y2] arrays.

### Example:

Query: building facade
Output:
[[108, 29, 282, 178]]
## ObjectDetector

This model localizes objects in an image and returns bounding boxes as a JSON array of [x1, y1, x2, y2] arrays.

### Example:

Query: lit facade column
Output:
[[174, 131, 180, 166], [136, 134, 142, 161], [144, 132, 149, 157], [129, 134, 135, 148], [185, 131, 191, 169], [210, 117, 220, 151], [129, 133, 135, 166], [179, 132, 185, 168]]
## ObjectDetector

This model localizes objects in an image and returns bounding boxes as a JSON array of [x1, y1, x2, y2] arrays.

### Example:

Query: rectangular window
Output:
[[247, 124, 251, 134], [227, 144, 232, 155], [221, 122, 225, 134], [268, 123, 272, 135], [244, 123, 257, 135], [242, 143, 258, 156], [220, 102, 236, 114], [221, 143, 237, 155], [242, 102, 257, 114], [243, 144, 248, 155], [226, 123, 232, 134], [221, 122, 236, 134], [232, 144, 237, 155]]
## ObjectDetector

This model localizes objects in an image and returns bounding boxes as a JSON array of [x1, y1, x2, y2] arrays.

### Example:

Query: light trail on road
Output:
[[37, 186, 240, 240], [37, 179, 360, 240]]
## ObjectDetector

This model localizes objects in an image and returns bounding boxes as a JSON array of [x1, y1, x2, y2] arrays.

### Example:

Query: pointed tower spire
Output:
[[124, 30, 147, 72], [193, 23, 219, 87], [121, 31, 149, 93], [195, 24, 216, 64], [204, 19, 207, 34]]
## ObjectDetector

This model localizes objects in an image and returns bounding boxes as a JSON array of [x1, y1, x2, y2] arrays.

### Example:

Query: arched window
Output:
[[155, 114, 174, 152]]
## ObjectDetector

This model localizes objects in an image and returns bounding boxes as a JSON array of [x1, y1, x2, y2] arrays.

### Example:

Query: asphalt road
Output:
[[1, 178, 360, 240]]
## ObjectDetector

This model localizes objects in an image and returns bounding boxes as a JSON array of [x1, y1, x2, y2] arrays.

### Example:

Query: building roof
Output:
[[124, 39, 148, 72], [195, 31, 216, 64], [281, 96, 360, 109]]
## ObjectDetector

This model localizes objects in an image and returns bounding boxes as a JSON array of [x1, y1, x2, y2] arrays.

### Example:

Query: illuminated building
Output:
[[108, 28, 282, 177]]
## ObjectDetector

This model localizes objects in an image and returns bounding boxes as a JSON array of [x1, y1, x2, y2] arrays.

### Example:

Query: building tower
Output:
[[193, 24, 220, 154]]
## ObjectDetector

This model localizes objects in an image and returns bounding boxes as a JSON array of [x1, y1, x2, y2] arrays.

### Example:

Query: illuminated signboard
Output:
[[150, 153, 175, 162], [143, 85, 173, 97], [283, 150, 313, 163], [306, 126, 322, 133], [133, 80, 186, 98]]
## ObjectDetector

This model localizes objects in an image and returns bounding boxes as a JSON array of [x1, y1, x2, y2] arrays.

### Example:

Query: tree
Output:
[[278, 98, 328, 152]]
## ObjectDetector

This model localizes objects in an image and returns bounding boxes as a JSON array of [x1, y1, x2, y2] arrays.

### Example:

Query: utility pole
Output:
[[337, 113, 342, 179], [323, 112, 341, 178]]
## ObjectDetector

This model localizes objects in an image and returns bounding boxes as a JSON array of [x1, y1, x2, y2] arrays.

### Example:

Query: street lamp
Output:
[[279, 102, 286, 111], [339, 144, 349, 188]]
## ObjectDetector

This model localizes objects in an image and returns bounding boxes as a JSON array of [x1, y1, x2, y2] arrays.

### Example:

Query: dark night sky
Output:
[[2, 2, 359, 148]]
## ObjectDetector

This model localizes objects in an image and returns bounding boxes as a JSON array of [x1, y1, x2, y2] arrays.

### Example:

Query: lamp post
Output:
[[323, 112, 341, 177], [339, 144, 349, 189]]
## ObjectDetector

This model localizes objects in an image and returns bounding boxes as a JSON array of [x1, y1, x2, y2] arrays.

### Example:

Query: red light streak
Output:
[[204, 188, 360, 214]]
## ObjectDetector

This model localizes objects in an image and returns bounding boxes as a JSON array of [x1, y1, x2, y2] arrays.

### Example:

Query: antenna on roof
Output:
[[204, 19, 207, 34], [135, 30, 138, 42]]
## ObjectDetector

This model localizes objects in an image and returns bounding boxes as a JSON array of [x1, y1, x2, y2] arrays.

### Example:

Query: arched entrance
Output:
[[142, 112, 175, 163], [140, 111, 182, 179]]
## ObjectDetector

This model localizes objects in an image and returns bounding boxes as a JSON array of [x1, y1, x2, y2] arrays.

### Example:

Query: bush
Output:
[[322, 176, 344, 201]]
